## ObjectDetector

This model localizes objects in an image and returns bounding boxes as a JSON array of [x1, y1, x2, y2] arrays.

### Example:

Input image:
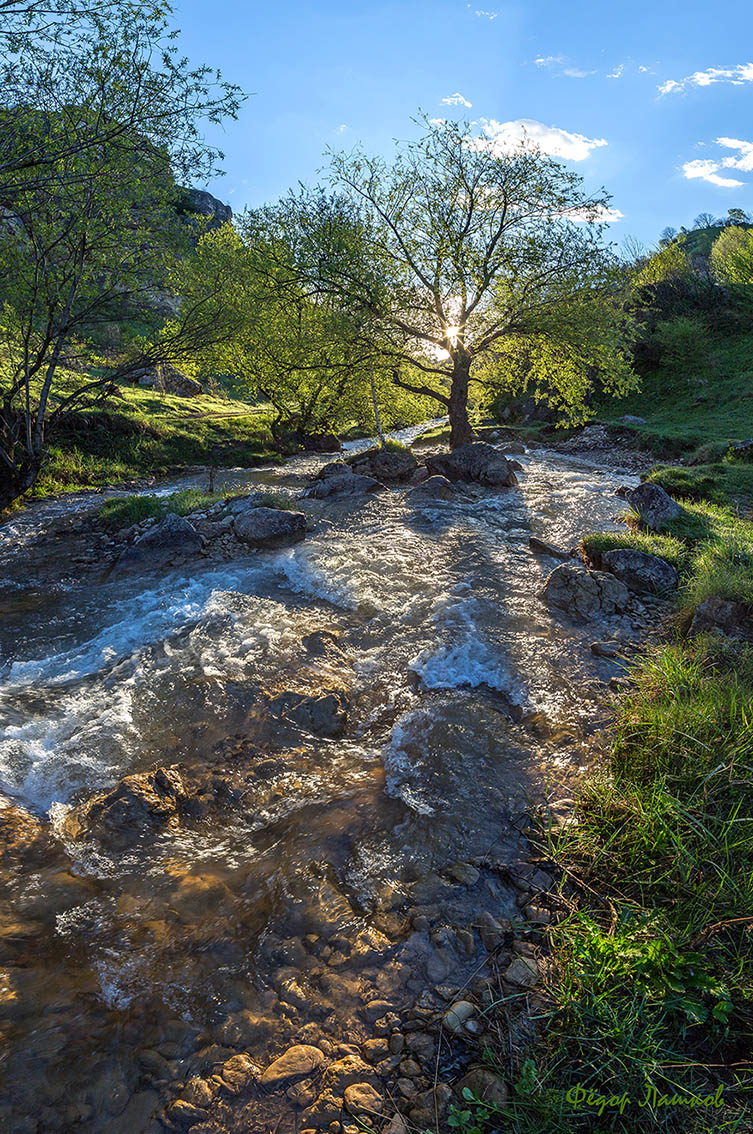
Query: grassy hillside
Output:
[[30, 376, 278, 498]]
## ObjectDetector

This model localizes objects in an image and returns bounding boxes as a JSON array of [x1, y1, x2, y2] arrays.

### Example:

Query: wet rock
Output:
[[113, 513, 202, 575], [167, 1100, 209, 1128], [442, 1000, 475, 1034], [75, 766, 187, 848], [260, 1044, 326, 1090], [502, 441, 526, 455], [0, 799, 52, 867], [302, 630, 344, 659], [301, 1089, 342, 1128], [233, 506, 306, 549], [529, 535, 570, 560], [601, 548, 679, 595], [426, 442, 517, 487], [457, 1067, 509, 1108], [591, 641, 619, 658], [406, 1032, 435, 1062], [347, 447, 418, 482], [626, 483, 684, 531], [478, 910, 508, 952], [343, 1082, 383, 1116], [448, 861, 480, 885], [405, 474, 455, 502], [307, 470, 382, 498], [269, 690, 348, 737], [219, 1053, 259, 1094], [287, 1079, 317, 1107], [503, 954, 539, 988], [542, 563, 629, 621], [388, 1033, 405, 1055], [690, 596, 753, 641]]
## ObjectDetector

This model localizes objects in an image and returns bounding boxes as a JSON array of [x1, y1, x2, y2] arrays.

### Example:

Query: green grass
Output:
[[26, 373, 280, 499], [97, 487, 296, 531], [476, 496, 753, 1132], [645, 463, 753, 510], [598, 330, 753, 461]]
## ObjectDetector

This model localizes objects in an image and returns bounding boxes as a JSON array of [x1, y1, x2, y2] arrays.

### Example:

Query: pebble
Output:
[[442, 1000, 475, 1034]]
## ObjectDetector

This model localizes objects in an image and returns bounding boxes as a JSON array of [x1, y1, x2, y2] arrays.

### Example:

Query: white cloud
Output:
[[682, 159, 743, 188], [441, 92, 472, 108], [429, 117, 446, 126], [476, 118, 607, 161], [534, 55, 565, 68], [607, 64, 624, 79], [474, 8, 497, 17], [718, 136, 753, 172], [336, 124, 348, 133], [562, 67, 595, 79], [565, 204, 624, 223], [659, 62, 753, 95]]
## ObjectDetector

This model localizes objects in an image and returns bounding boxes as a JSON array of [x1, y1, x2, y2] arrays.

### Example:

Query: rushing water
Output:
[[0, 438, 640, 1132]]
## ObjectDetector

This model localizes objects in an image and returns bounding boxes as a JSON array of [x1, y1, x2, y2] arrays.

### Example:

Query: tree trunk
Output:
[[370, 356, 386, 448], [0, 455, 41, 512], [448, 352, 474, 448]]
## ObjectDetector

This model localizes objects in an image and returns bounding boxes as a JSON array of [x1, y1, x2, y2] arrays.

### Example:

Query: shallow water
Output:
[[0, 440, 639, 1131]]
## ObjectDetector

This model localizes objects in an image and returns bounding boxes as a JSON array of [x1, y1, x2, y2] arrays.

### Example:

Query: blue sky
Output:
[[173, 0, 753, 246]]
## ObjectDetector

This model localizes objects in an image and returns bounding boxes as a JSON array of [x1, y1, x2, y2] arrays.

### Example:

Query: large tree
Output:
[[0, 2, 243, 507], [310, 117, 634, 447]]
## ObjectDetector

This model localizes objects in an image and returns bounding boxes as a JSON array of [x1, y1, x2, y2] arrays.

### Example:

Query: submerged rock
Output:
[[542, 563, 629, 621], [233, 506, 306, 548], [601, 548, 679, 594], [112, 513, 202, 574], [74, 766, 194, 848], [405, 474, 455, 502], [260, 1044, 325, 1089], [529, 535, 570, 560], [307, 470, 382, 498], [426, 442, 517, 487], [269, 690, 348, 737], [626, 483, 683, 531]]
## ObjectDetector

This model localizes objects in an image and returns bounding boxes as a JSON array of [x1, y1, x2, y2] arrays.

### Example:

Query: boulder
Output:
[[732, 439, 753, 461], [260, 1044, 325, 1090], [502, 441, 526, 455], [347, 447, 418, 482], [269, 690, 348, 737], [233, 507, 306, 549], [457, 1067, 508, 1109], [601, 548, 679, 594], [405, 474, 455, 503], [158, 364, 203, 397], [617, 415, 647, 426], [307, 471, 382, 498], [542, 563, 629, 621], [113, 513, 202, 574], [0, 799, 53, 868], [690, 596, 753, 641], [425, 443, 517, 487], [77, 767, 188, 848], [627, 483, 683, 531]]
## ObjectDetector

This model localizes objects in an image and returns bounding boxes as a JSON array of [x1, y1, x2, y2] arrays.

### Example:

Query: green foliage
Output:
[[582, 528, 689, 575], [97, 484, 293, 530], [710, 226, 753, 286], [652, 316, 710, 376], [634, 241, 692, 288], [646, 462, 753, 509]]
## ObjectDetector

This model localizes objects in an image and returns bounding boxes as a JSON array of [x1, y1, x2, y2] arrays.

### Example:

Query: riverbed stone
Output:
[[219, 1053, 259, 1094], [457, 1067, 509, 1108], [426, 442, 517, 487], [113, 513, 202, 574], [529, 535, 570, 560], [601, 548, 679, 594], [542, 563, 629, 621], [233, 506, 306, 549], [690, 596, 753, 641], [626, 483, 683, 530], [408, 1084, 453, 1128], [503, 954, 540, 988], [260, 1045, 326, 1089], [343, 1082, 383, 1116], [442, 1000, 475, 1034]]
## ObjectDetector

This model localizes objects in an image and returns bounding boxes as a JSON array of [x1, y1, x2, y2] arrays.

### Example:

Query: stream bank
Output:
[[0, 431, 670, 1132]]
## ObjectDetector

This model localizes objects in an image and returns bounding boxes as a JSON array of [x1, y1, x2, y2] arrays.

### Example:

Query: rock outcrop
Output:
[[405, 474, 455, 502], [307, 465, 383, 498], [542, 563, 629, 621], [232, 506, 307, 549], [425, 443, 517, 487], [627, 483, 684, 531], [347, 447, 418, 482], [112, 513, 202, 574], [268, 690, 348, 737], [601, 548, 679, 594]]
